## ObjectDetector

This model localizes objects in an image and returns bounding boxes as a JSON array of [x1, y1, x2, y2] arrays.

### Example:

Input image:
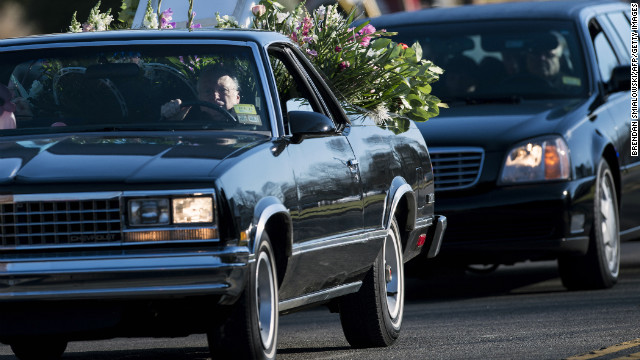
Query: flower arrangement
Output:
[[68, 0, 443, 123], [227, 0, 443, 122]]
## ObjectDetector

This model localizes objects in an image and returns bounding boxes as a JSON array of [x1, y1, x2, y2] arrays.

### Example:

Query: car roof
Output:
[[367, 0, 628, 27], [0, 28, 290, 50]]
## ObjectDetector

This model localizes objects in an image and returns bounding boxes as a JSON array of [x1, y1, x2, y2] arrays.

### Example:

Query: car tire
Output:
[[208, 232, 279, 360], [339, 217, 404, 348], [558, 158, 620, 290], [10, 337, 67, 360]]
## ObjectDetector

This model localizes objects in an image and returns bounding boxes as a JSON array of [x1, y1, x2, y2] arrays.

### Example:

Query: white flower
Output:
[[276, 12, 289, 24], [316, 6, 326, 20], [371, 104, 391, 124]]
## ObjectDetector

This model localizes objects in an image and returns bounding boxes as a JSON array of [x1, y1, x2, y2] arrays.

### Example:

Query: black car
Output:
[[0, 30, 445, 360], [367, 0, 638, 290]]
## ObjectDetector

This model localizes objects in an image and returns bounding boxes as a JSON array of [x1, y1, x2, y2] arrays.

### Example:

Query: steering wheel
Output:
[[181, 100, 236, 124]]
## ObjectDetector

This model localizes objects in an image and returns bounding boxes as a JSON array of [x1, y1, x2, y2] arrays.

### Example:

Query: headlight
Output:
[[172, 197, 214, 224], [499, 136, 570, 184], [128, 196, 214, 226], [129, 198, 170, 226]]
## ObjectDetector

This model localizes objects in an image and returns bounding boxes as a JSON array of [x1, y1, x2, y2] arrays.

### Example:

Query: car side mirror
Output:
[[288, 111, 336, 142], [608, 65, 631, 93]]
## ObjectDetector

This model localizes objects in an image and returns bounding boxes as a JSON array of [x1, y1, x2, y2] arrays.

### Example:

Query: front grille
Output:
[[429, 147, 484, 191], [0, 199, 122, 248]]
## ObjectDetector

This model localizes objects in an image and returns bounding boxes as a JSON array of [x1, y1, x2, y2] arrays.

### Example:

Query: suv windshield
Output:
[[0, 43, 269, 135], [391, 20, 588, 103]]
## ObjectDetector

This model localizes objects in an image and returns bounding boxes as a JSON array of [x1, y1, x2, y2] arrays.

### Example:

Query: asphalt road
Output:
[[1, 241, 639, 360]]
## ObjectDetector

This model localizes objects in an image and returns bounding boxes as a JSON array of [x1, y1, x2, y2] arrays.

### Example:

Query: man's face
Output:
[[526, 44, 562, 79], [198, 74, 240, 110]]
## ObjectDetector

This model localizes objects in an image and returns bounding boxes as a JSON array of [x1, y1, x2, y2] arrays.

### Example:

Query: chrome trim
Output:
[[279, 281, 362, 312], [1, 189, 218, 250], [291, 229, 387, 256], [415, 216, 433, 229], [251, 197, 292, 257], [384, 180, 416, 230], [429, 147, 485, 191], [426, 215, 447, 258]]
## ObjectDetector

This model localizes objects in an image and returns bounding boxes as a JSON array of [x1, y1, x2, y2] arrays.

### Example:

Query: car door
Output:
[[589, 14, 640, 238], [267, 45, 369, 300]]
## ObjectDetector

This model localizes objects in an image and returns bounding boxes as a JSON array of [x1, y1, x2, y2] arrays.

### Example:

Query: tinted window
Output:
[[591, 24, 620, 83], [387, 20, 589, 102], [0, 44, 269, 135], [607, 12, 632, 60]]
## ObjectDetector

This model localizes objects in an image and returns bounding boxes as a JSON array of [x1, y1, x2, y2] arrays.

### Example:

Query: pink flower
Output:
[[339, 61, 350, 70], [358, 24, 376, 47], [252, 4, 266, 17], [290, 32, 298, 42], [335, 46, 342, 52], [398, 43, 408, 50], [82, 23, 94, 32], [161, 8, 176, 29]]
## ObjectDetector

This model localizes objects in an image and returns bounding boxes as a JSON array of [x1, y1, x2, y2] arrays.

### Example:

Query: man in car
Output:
[[524, 32, 567, 88], [161, 64, 241, 121]]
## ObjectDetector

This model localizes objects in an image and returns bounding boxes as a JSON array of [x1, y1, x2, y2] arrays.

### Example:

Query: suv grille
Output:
[[429, 147, 484, 191], [0, 199, 122, 248]]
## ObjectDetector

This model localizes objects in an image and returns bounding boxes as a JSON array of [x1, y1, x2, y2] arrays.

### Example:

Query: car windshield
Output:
[[390, 20, 589, 103], [0, 43, 269, 135]]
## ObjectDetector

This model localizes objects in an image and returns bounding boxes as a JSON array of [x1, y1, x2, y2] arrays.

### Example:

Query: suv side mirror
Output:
[[608, 65, 631, 93], [288, 111, 336, 142]]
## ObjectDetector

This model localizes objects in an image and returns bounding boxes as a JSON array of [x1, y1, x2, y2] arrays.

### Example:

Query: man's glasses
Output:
[[201, 86, 237, 96]]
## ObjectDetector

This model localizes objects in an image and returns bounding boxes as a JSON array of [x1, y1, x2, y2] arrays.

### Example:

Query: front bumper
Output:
[[0, 247, 249, 301], [436, 177, 595, 264]]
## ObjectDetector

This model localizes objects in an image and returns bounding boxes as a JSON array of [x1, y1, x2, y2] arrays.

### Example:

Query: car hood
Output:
[[419, 99, 585, 152], [0, 131, 269, 184]]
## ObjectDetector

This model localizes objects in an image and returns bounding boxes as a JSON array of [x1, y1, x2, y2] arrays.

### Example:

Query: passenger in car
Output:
[[161, 64, 241, 121], [0, 83, 16, 130], [441, 55, 479, 97]]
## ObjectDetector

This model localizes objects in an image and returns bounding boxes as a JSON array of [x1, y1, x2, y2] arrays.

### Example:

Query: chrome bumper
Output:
[[0, 247, 250, 301], [426, 215, 447, 258]]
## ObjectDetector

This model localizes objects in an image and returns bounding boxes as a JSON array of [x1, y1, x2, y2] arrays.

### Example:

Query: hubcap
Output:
[[384, 227, 403, 323], [256, 250, 276, 349], [599, 173, 619, 277]]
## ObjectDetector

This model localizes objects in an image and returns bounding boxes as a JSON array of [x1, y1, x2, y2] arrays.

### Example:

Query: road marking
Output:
[[612, 351, 640, 360], [566, 338, 640, 359]]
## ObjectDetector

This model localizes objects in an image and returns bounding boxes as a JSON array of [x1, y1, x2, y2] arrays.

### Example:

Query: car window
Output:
[[388, 20, 589, 102], [0, 44, 269, 134], [605, 12, 632, 60], [268, 46, 334, 135], [589, 19, 620, 83]]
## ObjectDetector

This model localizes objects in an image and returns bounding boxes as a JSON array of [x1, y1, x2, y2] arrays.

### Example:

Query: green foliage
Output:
[[248, 0, 442, 122]]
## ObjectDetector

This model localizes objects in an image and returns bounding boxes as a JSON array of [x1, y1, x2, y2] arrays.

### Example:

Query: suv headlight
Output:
[[499, 136, 570, 184]]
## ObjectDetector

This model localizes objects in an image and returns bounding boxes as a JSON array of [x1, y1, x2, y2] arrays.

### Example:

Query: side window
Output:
[[589, 20, 620, 83], [605, 12, 632, 60]]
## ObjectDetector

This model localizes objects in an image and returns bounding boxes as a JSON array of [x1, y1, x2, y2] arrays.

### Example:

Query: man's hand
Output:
[[161, 99, 191, 121]]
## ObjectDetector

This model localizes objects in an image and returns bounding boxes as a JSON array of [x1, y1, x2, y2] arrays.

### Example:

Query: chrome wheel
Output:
[[598, 166, 620, 278], [256, 248, 277, 350], [384, 225, 404, 329]]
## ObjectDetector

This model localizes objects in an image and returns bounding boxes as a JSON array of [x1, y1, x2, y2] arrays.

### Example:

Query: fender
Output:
[[383, 176, 417, 231], [250, 196, 293, 258]]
